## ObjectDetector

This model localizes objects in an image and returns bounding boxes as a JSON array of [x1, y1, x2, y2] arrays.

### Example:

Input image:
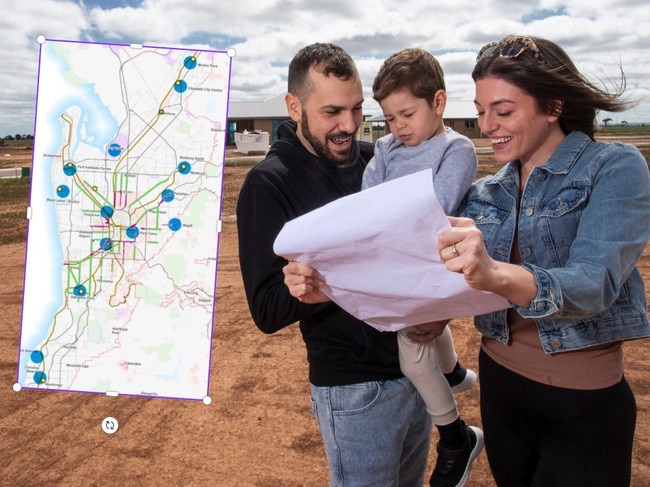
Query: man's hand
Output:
[[406, 320, 450, 342], [283, 261, 331, 304]]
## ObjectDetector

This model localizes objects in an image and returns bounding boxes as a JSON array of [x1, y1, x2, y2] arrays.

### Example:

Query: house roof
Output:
[[228, 95, 477, 121], [228, 94, 288, 119]]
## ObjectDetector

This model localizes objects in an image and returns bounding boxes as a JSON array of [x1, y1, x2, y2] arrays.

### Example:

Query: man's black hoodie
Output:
[[236, 120, 403, 386]]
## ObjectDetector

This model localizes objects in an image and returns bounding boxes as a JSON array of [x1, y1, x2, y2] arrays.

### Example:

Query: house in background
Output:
[[226, 95, 480, 145], [365, 100, 481, 139], [227, 94, 289, 145]]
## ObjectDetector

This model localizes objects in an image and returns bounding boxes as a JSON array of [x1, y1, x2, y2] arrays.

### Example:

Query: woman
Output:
[[438, 35, 650, 486]]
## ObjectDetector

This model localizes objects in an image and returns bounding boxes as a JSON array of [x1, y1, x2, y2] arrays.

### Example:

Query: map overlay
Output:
[[16, 38, 233, 401]]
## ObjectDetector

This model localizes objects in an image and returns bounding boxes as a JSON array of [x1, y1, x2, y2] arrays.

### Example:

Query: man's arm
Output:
[[237, 178, 328, 333]]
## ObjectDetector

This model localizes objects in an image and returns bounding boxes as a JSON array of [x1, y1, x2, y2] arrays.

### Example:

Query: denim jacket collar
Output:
[[488, 131, 591, 187]]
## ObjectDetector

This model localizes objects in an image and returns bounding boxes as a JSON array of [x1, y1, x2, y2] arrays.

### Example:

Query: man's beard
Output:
[[300, 114, 355, 166]]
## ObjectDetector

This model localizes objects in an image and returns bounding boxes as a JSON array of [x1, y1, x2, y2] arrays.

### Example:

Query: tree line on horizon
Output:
[[3, 134, 34, 141], [1, 134, 34, 148]]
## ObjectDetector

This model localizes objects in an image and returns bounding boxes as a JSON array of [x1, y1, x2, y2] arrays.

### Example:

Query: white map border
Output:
[[15, 36, 233, 402]]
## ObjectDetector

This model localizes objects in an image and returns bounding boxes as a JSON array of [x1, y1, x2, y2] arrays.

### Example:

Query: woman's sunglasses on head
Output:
[[476, 36, 545, 63]]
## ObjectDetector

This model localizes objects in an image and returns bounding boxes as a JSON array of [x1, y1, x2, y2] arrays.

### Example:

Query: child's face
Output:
[[380, 89, 445, 147]]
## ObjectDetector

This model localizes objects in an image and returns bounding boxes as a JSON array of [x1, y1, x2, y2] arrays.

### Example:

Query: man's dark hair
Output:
[[288, 43, 358, 101]]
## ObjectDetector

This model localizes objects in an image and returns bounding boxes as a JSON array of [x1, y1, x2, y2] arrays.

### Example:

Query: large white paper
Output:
[[273, 169, 511, 332]]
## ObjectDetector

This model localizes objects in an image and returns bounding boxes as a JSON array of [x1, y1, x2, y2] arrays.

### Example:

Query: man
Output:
[[236, 43, 431, 486]]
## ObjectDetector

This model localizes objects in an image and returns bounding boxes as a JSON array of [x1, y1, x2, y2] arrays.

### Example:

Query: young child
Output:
[[364, 48, 483, 487]]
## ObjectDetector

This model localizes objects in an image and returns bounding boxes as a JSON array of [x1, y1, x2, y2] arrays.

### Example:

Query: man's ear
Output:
[[285, 93, 302, 122]]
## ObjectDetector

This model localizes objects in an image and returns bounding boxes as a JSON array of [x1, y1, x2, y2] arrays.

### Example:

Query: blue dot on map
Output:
[[177, 161, 191, 174], [73, 284, 87, 297], [107, 143, 122, 157], [34, 371, 47, 384], [30, 350, 44, 363], [184, 56, 197, 69], [174, 79, 187, 93], [161, 189, 175, 202], [57, 185, 70, 198], [126, 225, 140, 239], [100, 237, 113, 251], [63, 162, 77, 176], [168, 218, 182, 232], [100, 205, 114, 218]]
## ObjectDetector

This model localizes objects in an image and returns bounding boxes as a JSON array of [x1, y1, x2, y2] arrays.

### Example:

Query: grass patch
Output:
[[0, 208, 29, 245], [0, 176, 30, 198], [0, 177, 30, 245], [598, 125, 650, 136]]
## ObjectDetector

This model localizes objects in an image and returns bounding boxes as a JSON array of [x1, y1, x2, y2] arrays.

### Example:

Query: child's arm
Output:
[[361, 137, 390, 190], [434, 138, 478, 215]]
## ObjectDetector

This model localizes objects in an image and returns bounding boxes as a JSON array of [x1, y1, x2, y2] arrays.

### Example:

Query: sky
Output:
[[3, 0, 650, 137]]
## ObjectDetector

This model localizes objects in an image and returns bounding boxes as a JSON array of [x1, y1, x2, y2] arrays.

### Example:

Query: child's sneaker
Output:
[[429, 423, 484, 487], [444, 362, 476, 393]]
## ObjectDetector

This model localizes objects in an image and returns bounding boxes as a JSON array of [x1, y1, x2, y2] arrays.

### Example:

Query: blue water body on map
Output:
[[19, 43, 121, 384], [42, 42, 120, 154], [18, 135, 65, 384], [47, 96, 119, 155]]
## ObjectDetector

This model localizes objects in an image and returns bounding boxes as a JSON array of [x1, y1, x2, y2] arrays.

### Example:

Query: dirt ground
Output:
[[1, 156, 649, 486]]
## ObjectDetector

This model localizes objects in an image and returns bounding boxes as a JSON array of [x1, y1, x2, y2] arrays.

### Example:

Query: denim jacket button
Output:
[[551, 338, 563, 350]]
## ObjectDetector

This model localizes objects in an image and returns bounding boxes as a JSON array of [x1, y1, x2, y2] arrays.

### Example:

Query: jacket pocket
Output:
[[538, 183, 589, 251]]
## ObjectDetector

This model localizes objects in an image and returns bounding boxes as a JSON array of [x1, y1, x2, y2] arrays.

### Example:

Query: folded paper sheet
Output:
[[273, 169, 510, 332]]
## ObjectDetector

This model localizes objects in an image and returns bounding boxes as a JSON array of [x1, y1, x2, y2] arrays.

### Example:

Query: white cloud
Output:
[[2, 0, 649, 136]]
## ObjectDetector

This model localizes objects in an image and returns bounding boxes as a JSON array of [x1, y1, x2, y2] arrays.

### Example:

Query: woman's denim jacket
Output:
[[460, 131, 650, 353]]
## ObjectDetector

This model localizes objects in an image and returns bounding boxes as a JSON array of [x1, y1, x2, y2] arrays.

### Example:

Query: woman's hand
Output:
[[283, 261, 331, 304], [438, 216, 536, 308], [438, 217, 498, 292]]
